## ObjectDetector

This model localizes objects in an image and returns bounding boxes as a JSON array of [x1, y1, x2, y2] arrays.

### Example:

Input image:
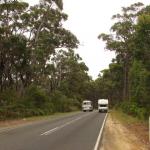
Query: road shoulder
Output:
[[0, 111, 81, 130], [100, 110, 150, 150]]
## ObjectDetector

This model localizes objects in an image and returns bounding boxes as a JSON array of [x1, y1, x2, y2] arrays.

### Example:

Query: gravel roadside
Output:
[[100, 112, 150, 150]]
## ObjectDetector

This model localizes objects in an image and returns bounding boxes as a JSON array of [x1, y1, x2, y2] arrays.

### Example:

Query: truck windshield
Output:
[[99, 104, 107, 107], [83, 102, 91, 105]]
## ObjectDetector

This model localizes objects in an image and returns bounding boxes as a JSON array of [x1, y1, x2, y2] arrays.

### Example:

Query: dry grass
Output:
[[0, 111, 80, 128], [100, 110, 150, 150]]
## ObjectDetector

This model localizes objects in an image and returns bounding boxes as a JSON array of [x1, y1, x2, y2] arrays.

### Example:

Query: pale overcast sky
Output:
[[25, 0, 149, 79]]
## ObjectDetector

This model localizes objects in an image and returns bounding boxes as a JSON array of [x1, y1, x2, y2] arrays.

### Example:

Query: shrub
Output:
[[120, 101, 148, 120], [23, 85, 49, 108], [0, 89, 19, 107], [50, 90, 79, 112]]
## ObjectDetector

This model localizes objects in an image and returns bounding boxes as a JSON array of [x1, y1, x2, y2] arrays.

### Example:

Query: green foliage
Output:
[[0, 0, 79, 92], [0, 0, 83, 120], [24, 85, 49, 108], [129, 61, 150, 103], [50, 90, 79, 112], [97, 3, 150, 120], [0, 89, 19, 106], [0, 86, 55, 120], [93, 62, 123, 107], [120, 101, 148, 120], [1, 1, 150, 122]]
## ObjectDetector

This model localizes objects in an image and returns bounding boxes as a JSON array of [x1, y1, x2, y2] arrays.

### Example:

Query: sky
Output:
[[25, 0, 149, 79]]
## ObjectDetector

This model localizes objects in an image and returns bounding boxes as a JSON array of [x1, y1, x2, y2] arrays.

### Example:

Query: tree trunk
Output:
[[123, 59, 129, 101]]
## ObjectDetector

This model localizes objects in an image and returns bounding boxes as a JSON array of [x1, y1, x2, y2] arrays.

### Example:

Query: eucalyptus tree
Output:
[[20, 0, 79, 87], [48, 49, 90, 99], [0, 0, 30, 91], [135, 6, 150, 69], [128, 5, 150, 113], [0, 0, 79, 92], [98, 2, 144, 100]]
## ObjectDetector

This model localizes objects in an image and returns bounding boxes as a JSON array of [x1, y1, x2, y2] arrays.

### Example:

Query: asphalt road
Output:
[[0, 111, 106, 150]]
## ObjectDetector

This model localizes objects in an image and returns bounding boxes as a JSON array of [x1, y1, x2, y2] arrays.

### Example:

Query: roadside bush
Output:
[[0, 87, 80, 120], [22, 85, 55, 116], [0, 105, 25, 120], [24, 85, 49, 108], [0, 86, 55, 120], [120, 101, 148, 120], [50, 90, 79, 112], [0, 89, 19, 107], [0, 90, 23, 120]]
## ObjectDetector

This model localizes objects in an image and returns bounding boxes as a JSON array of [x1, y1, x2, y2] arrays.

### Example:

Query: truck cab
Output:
[[82, 100, 93, 112], [98, 99, 108, 113]]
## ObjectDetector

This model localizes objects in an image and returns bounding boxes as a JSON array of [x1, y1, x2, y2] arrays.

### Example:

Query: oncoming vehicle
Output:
[[98, 99, 108, 113], [82, 100, 93, 112]]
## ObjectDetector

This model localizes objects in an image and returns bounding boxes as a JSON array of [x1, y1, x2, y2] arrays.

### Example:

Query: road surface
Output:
[[0, 111, 106, 150]]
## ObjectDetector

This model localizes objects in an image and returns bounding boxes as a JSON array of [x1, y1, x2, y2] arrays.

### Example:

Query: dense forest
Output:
[[0, 0, 92, 119], [0, 1, 149, 120], [97, 2, 150, 120]]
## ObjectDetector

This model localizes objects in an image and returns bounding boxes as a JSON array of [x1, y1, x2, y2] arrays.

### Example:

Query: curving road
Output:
[[0, 111, 106, 150]]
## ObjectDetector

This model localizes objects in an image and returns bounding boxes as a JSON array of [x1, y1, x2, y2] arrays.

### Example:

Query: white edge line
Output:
[[94, 113, 108, 150]]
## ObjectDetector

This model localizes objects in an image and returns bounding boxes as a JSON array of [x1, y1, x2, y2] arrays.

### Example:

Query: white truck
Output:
[[98, 99, 108, 112], [82, 100, 93, 112]]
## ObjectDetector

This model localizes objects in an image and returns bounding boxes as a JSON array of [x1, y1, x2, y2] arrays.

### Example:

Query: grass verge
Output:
[[110, 109, 149, 147], [110, 109, 148, 126], [0, 111, 81, 128]]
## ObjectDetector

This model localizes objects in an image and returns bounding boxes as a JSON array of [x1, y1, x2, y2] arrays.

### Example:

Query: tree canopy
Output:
[[97, 2, 150, 119], [0, 0, 90, 119]]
